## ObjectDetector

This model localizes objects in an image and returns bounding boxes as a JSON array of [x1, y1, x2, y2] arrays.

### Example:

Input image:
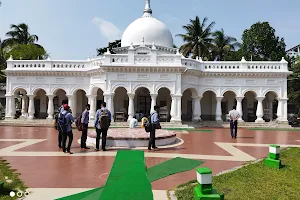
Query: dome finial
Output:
[[143, 0, 152, 17]]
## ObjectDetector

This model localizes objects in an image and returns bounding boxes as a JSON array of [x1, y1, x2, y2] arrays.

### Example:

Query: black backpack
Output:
[[144, 113, 154, 133], [57, 113, 68, 133]]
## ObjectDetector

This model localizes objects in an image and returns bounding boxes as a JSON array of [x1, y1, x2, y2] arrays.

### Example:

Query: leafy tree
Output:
[[176, 16, 215, 59], [288, 56, 300, 108], [212, 29, 240, 61], [97, 39, 121, 56], [0, 38, 7, 83], [241, 22, 286, 61], [5, 44, 48, 60], [4, 23, 40, 47], [224, 48, 243, 61]]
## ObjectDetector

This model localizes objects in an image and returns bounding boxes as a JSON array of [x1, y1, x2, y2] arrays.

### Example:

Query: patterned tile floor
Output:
[[0, 126, 299, 199]]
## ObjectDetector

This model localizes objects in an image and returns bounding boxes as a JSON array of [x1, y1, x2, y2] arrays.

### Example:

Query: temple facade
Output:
[[3, 0, 292, 124]]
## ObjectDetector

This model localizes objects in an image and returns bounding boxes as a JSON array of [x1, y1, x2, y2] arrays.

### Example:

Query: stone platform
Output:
[[86, 128, 177, 147]]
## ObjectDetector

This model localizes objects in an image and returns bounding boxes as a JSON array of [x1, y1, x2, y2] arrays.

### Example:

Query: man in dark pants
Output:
[[229, 105, 240, 139], [148, 106, 160, 150], [60, 104, 75, 154], [81, 104, 90, 149], [57, 100, 68, 148], [94, 102, 111, 151]]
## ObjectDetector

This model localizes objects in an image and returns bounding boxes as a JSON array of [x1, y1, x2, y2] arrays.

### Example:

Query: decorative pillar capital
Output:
[[171, 94, 182, 99], [103, 93, 115, 98], [127, 93, 135, 99], [46, 94, 55, 99], [87, 95, 97, 99], [66, 94, 75, 98], [235, 96, 244, 102], [27, 94, 36, 99], [216, 96, 223, 102], [192, 96, 202, 100], [256, 96, 265, 101], [150, 93, 158, 99]]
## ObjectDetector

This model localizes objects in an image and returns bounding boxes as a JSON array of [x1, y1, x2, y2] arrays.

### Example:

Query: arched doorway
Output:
[[157, 87, 172, 122], [222, 91, 237, 121], [13, 88, 28, 119], [33, 89, 48, 119], [242, 91, 257, 122], [201, 91, 216, 121], [114, 87, 128, 122], [263, 91, 278, 122], [53, 89, 68, 111], [75, 89, 88, 117], [181, 88, 198, 122], [135, 87, 151, 121]]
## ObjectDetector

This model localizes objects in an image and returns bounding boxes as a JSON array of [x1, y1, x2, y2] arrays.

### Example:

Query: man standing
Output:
[[57, 100, 68, 148], [81, 104, 90, 149], [59, 104, 75, 154], [148, 106, 160, 150], [229, 105, 240, 139], [94, 102, 111, 151]]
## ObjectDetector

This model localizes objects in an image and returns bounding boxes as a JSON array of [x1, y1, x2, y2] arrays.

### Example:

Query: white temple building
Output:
[[3, 0, 292, 125]]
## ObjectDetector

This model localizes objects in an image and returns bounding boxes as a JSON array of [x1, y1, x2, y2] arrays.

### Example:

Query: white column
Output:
[[268, 99, 273, 121], [281, 98, 288, 122], [66, 95, 75, 116], [255, 97, 264, 122], [170, 95, 176, 122], [5, 95, 12, 118], [276, 98, 282, 121], [150, 94, 158, 114], [176, 95, 182, 121], [127, 93, 135, 121], [11, 95, 16, 118], [236, 97, 244, 122], [21, 95, 28, 117], [87, 95, 97, 120], [27, 95, 35, 120], [215, 97, 222, 121], [192, 96, 201, 122], [46, 95, 54, 120], [110, 93, 115, 121]]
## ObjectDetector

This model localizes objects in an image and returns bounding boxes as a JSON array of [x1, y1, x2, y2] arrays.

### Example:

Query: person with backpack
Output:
[[94, 102, 111, 151], [56, 100, 68, 148], [80, 104, 90, 149], [148, 106, 160, 150], [58, 104, 75, 154]]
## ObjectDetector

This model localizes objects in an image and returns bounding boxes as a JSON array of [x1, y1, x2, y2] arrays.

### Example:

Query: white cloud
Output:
[[92, 17, 121, 41]]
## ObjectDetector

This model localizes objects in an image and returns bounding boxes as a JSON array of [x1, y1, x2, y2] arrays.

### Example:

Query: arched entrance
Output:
[[222, 91, 237, 121], [74, 89, 88, 117], [114, 87, 128, 122], [263, 91, 278, 122], [201, 91, 216, 121], [13, 88, 28, 119], [135, 87, 151, 121], [181, 88, 198, 122], [157, 87, 171, 122], [33, 89, 48, 119], [54, 89, 68, 111], [242, 91, 257, 122]]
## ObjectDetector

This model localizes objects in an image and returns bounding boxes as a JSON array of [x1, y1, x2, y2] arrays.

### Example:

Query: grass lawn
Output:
[[0, 158, 27, 199], [173, 147, 300, 200]]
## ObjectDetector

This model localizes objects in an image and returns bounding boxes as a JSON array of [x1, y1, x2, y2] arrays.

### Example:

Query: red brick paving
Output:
[[0, 126, 299, 190]]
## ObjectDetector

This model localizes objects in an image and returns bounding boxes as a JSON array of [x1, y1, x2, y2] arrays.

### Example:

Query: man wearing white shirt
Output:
[[228, 105, 240, 139], [129, 116, 138, 128]]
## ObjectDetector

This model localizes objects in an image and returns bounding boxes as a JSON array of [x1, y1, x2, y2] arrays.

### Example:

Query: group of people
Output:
[[56, 101, 112, 154]]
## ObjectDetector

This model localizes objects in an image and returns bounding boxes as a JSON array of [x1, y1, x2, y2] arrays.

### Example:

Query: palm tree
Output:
[[176, 16, 215, 59], [4, 23, 39, 47], [0, 38, 7, 83], [212, 29, 241, 61]]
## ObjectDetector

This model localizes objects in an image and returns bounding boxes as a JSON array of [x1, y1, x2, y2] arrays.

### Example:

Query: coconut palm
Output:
[[212, 29, 241, 61], [176, 16, 215, 59], [0, 38, 6, 83], [4, 23, 39, 47]]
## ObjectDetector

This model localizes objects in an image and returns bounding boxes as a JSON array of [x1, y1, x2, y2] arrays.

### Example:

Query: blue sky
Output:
[[0, 0, 299, 60]]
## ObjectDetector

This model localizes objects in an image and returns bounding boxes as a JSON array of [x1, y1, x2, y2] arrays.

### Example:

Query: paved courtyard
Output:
[[0, 126, 300, 199]]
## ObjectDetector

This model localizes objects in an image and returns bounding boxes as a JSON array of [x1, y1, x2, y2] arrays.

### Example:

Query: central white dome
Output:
[[121, 1, 173, 48]]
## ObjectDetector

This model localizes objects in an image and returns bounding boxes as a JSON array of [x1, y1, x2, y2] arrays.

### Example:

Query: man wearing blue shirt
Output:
[[80, 104, 90, 149], [148, 106, 160, 150], [57, 100, 68, 148], [60, 104, 75, 154], [94, 102, 111, 151]]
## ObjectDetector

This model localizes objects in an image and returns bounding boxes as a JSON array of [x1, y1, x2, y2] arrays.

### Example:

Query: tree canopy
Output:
[[288, 57, 300, 109], [5, 44, 47, 60], [97, 40, 121, 56], [241, 22, 286, 61]]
